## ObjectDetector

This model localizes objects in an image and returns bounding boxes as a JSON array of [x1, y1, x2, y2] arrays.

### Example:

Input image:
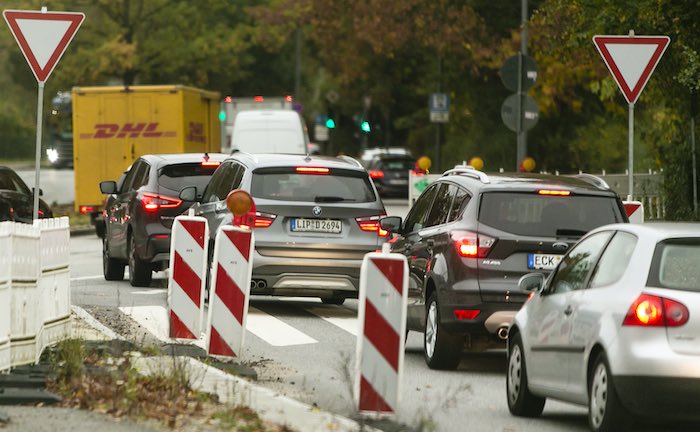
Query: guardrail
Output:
[[0, 217, 71, 372]]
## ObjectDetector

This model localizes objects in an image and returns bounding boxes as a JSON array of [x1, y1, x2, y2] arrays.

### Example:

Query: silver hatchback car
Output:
[[507, 223, 700, 432], [188, 153, 389, 304]]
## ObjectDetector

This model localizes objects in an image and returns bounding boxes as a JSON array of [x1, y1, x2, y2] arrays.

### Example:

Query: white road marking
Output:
[[307, 306, 359, 336], [246, 307, 317, 346], [131, 289, 167, 296], [70, 275, 105, 282]]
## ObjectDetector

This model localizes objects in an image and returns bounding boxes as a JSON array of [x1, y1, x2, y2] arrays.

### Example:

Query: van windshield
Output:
[[233, 130, 304, 154]]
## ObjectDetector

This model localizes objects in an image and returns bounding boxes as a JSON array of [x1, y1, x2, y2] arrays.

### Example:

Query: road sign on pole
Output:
[[3, 8, 84, 221], [429, 93, 449, 123], [593, 32, 670, 200]]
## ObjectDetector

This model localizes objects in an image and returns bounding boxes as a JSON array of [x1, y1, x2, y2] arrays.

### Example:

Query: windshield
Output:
[[251, 168, 376, 203], [380, 158, 415, 171], [478, 192, 624, 237]]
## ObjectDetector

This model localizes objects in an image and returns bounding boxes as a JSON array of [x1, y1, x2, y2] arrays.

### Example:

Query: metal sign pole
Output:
[[33, 81, 45, 220], [628, 103, 634, 201]]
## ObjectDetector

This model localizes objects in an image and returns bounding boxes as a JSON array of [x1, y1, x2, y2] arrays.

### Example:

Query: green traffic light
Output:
[[325, 118, 336, 129], [361, 121, 371, 133], [219, 110, 226, 122]]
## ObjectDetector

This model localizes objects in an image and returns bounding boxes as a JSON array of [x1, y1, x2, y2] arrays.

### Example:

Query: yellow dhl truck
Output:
[[72, 85, 222, 231]]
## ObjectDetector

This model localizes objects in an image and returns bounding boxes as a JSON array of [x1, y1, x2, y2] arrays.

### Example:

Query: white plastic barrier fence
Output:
[[355, 245, 408, 416], [168, 215, 209, 340], [0, 222, 12, 372], [206, 225, 254, 358], [10, 222, 42, 367], [623, 200, 644, 223], [36, 217, 71, 348]]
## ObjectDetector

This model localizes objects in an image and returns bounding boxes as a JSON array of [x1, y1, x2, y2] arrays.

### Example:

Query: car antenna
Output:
[[304, 154, 312, 162]]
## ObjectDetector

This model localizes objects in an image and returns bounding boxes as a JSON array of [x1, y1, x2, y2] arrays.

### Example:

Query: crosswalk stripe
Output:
[[246, 307, 317, 346], [307, 306, 359, 336]]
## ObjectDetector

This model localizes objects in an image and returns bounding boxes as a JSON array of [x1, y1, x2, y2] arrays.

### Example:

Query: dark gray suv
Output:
[[380, 166, 628, 370], [188, 153, 389, 304]]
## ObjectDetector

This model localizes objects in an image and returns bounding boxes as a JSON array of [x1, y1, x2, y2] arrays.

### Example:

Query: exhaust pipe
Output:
[[256, 279, 267, 290], [250, 280, 257, 289], [497, 326, 509, 340]]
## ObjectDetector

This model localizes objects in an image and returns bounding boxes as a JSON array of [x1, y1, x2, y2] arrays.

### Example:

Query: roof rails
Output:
[[442, 165, 490, 184], [337, 155, 364, 168], [568, 173, 610, 190]]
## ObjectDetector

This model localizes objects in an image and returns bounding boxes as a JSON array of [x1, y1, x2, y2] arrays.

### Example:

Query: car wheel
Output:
[[507, 332, 545, 417], [128, 234, 152, 287], [321, 297, 345, 305], [589, 352, 631, 432], [102, 238, 125, 281], [424, 292, 463, 370]]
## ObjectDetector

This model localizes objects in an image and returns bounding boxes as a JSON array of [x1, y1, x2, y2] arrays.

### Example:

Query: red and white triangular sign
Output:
[[3, 9, 85, 83], [593, 35, 670, 105]]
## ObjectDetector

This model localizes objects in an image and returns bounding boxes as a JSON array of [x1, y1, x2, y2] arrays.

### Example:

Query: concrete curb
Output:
[[73, 305, 380, 432]]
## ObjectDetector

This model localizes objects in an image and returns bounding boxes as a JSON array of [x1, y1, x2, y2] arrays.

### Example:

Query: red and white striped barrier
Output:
[[355, 247, 408, 416], [0, 222, 12, 371], [205, 225, 254, 358], [623, 200, 644, 223], [168, 215, 209, 339]]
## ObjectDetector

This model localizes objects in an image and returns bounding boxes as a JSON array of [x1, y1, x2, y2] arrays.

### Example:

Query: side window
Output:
[[424, 183, 454, 227], [589, 232, 637, 288], [202, 162, 231, 203], [447, 186, 470, 222], [404, 184, 438, 233], [122, 161, 147, 192], [548, 231, 613, 294], [230, 163, 245, 190]]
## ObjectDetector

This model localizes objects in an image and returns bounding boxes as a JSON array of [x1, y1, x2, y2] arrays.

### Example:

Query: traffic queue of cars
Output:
[[94, 148, 699, 431], [0, 166, 53, 222]]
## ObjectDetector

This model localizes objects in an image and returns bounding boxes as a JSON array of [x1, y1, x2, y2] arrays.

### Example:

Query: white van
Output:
[[230, 110, 309, 154]]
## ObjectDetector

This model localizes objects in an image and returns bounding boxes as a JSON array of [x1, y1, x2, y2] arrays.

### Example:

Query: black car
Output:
[[380, 167, 628, 370], [100, 153, 226, 286], [0, 166, 53, 223], [366, 154, 416, 198]]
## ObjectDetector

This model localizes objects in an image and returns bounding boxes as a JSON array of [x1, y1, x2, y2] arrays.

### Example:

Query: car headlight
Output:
[[46, 148, 59, 163]]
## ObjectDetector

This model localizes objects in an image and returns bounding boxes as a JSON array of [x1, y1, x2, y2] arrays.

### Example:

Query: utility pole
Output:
[[435, 55, 443, 172], [516, 0, 528, 170], [692, 91, 698, 214], [294, 28, 301, 101]]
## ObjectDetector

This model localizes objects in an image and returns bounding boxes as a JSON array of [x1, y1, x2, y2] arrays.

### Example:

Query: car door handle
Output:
[[564, 305, 573, 316]]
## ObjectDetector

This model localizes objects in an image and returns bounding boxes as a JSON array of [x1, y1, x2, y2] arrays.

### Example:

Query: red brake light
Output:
[[296, 167, 329, 174], [224, 96, 232, 103], [141, 193, 182, 212], [79, 205, 96, 214], [201, 161, 221, 167], [538, 190, 571, 196], [254, 211, 276, 228], [369, 170, 385, 179], [254, 96, 264, 102], [453, 231, 496, 258], [453, 309, 480, 320], [285, 95, 293, 102], [356, 215, 390, 237], [622, 294, 689, 327]]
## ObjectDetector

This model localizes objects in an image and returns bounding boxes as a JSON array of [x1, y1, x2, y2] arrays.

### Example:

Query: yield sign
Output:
[[593, 35, 670, 105], [3, 9, 85, 83]]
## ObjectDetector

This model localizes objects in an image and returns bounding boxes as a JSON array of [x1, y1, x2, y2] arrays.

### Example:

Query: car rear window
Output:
[[380, 158, 415, 171], [648, 239, 700, 292], [251, 168, 376, 203], [478, 192, 624, 237], [158, 163, 218, 192]]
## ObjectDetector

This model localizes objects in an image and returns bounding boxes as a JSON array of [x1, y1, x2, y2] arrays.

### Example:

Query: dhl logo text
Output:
[[80, 123, 177, 139], [186, 122, 206, 143]]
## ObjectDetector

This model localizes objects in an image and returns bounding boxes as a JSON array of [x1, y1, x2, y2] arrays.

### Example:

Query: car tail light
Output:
[[201, 161, 221, 167], [452, 231, 496, 258], [296, 167, 330, 174], [538, 189, 571, 196], [369, 170, 385, 179], [454, 309, 480, 320], [141, 192, 182, 212], [254, 211, 276, 228], [254, 95, 264, 102], [622, 294, 689, 327], [79, 205, 96, 214], [356, 215, 390, 237]]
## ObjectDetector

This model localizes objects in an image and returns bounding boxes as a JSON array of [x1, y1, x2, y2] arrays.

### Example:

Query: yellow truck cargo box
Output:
[[72, 85, 221, 214]]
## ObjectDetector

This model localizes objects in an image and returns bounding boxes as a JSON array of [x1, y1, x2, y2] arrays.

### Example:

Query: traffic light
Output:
[[361, 120, 371, 133], [325, 117, 336, 129], [219, 109, 226, 122]]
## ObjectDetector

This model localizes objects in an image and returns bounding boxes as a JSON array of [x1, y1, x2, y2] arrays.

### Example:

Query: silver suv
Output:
[[188, 153, 389, 304]]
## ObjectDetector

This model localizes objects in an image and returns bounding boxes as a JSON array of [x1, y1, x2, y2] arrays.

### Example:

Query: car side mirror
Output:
[[99, 181, 117, 194], [380, 216, 402, 234], [518, 273, 545, 293], [179, 186, 198, 202]]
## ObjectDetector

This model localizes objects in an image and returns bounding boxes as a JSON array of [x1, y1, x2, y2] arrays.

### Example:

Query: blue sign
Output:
[[429, 93, 449, 113]]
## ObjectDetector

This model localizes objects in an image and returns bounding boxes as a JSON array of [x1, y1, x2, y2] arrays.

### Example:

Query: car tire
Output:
[[128, 234, 152, 287], [507, 332, 545, 417], [589, 352, 631, 432], [321, 297, 345, 306], [102, 238, 125, 281], [424, 292, 463, 370]]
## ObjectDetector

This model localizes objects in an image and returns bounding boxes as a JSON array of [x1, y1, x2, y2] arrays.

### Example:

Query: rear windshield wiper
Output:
[[314, 196, 354, 202], [556, 229, 588, 238]]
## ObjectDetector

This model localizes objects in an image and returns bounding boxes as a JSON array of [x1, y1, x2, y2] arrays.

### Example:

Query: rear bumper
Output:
[[615, 376, 700, 420], [438, 289, 524, 337]]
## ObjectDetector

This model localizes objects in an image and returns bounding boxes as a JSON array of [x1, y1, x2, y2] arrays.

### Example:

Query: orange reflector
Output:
[[296, 167, 330, 174], [226, 189, 254, 216], [454, 310, 480, 320], [538, 190, 571, 196]]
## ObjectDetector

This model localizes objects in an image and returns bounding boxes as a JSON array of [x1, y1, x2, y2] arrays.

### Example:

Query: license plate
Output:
[[388, 179, 407, 185], [528, 253, 562, 270], [290, 218, 342, 233]]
